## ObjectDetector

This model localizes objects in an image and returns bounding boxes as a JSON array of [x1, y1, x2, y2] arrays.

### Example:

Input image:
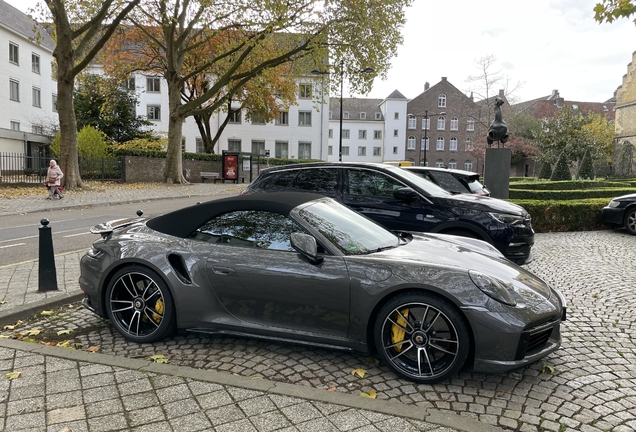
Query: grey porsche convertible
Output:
[[79, 192, 566, 384]]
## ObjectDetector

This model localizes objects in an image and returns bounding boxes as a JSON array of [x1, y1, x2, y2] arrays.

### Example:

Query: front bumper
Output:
[[602, 207, 625, 225]]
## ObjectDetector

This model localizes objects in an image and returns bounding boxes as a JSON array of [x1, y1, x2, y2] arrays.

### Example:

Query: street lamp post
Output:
[[418, 110, 445, 166], [312, 61, 374, 162]]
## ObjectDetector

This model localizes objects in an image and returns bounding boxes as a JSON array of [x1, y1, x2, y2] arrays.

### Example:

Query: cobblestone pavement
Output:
[[0, 230, 633, 431]]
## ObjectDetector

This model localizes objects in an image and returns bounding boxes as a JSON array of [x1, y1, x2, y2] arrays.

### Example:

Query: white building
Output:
[[0, 0, 58, 157]]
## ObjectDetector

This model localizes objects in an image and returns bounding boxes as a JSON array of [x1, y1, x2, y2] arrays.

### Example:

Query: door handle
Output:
[[212, 266, 236, 275]]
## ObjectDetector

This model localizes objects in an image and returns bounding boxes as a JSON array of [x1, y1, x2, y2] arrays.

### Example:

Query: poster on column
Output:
[[223, 154, 238, 181]]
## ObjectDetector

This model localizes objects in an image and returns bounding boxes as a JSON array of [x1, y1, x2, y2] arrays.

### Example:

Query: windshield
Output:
[[295, 198, 398, 256], [391, 166, 451, 197]]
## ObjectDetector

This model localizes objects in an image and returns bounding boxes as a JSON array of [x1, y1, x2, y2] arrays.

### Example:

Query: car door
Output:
[[192, 210, 351, 337], [342, 168, 430, 232]]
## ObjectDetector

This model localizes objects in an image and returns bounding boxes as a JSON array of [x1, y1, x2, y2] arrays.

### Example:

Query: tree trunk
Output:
[[164, 80, 186, 183], [57, 78, 82, 189]]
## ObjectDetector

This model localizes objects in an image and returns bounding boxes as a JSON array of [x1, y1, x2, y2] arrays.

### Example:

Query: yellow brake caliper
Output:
[[152, 298, 164, 323], [391, 308, 409, 352]]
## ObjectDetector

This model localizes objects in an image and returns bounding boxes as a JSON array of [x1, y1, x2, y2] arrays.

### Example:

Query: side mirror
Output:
[[393, 187, 418, 203], [291, 232, 323, 265]]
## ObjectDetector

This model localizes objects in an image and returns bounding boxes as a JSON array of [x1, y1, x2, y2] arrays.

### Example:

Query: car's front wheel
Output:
[[105, 266, 175, 343], [374, 292, 470, 384], [624, 208, 636, 235]]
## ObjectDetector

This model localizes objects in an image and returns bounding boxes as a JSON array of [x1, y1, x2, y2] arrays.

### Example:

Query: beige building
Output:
[[614, 51, 636, 176]]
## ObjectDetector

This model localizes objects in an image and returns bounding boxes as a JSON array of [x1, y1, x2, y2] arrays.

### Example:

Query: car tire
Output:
[[374, 292, 470, 384], [625, 208, 636, 235], [105, 266, 176, 343]]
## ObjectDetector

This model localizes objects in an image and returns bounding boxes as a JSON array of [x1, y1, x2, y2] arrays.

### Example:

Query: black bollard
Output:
[[38, 219, 58, 291]]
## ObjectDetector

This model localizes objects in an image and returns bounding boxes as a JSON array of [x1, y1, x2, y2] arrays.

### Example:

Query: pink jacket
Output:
[[46, 164, 64, 186]]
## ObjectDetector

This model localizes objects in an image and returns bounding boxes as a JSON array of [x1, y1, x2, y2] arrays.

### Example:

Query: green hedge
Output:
[[509, 199, 609, 232], [509, 180, 636, 190], [509, 188, 634, 200]]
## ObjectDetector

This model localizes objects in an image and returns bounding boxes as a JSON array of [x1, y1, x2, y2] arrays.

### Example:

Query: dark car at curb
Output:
[[79, 192, 565, 384], [242, 162, 534, 265], [603, 193, 636, 235], [402, 166, 491, 196]]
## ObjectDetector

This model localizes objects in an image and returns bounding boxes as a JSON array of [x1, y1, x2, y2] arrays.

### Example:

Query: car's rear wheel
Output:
[[105, 266, 175, 343], [374, 292, 470, 384], [625, 208, 636, 235]]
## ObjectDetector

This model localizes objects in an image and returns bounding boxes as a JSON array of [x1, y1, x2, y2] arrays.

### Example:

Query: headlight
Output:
[[469, 270, 517, 306], [607, 200, 620, 208], [489, 212, 525, 226], [87, 246, 102, 258]]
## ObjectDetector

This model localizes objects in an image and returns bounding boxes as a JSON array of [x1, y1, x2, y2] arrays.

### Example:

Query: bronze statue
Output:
[[487, 97, 509, 146]]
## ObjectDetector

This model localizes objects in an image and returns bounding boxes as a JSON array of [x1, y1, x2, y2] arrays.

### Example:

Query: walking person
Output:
[[45, 159, 64, 199]]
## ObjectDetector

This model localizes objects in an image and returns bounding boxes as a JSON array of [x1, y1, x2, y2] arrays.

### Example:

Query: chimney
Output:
[[441, 77, 447, 82], [549, 89, 559, 100], [424, 82, 430, 91], [470, 92, 474, 101], [499, 89, 505, 98], [554, 97, 564, 108]]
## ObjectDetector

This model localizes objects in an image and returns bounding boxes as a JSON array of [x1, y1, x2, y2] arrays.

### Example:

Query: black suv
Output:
[[242, 162, 534, 264]]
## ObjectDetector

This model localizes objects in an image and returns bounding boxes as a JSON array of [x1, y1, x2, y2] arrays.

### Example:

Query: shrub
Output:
[[550, 152, 572, 181], [77, 126, 108, 159], [538, 162, 552, 179], [577, 149, 595, 180]]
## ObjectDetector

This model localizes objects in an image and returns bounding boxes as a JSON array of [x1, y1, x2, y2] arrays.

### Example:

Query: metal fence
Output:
[[0, 153, 124, 184]]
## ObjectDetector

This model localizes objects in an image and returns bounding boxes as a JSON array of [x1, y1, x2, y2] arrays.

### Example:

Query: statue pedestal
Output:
[[484, 148, 511, 199]]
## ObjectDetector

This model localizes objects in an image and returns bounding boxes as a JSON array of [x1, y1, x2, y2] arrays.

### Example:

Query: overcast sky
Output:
[[6, 0, 635, 104]]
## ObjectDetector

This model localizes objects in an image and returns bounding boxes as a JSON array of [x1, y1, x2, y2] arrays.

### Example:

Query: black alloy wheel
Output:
[[625, 208, 636, 235], [105, 266, 175, 343], [374, 292, 470, 384]]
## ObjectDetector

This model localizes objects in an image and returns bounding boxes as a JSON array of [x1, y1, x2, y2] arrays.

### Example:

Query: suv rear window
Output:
[[292, 168, 339, 193]]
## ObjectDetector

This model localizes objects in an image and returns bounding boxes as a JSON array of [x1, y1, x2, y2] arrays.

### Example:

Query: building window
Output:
[[32, 87, 41, 107], [435, 159, 444, 168], [374, 130, 382, 139], [32, 53, 40, 74], [9, 79, 19, 101], [360, 112, 366, 119], [147, 105, 161, 120], [228, 110, 241, 123], [342, 129, 350, 139], [9, 42, 18, 65], [394, 112, 399, 120], [299, 83, 312, 98], [328, 146, 333, 156], [464, 160, 473, 171], [328, 129, 333, 138], [422, 137, 429, 150], [393, 129, 398, 137], [407, 136, 416, 150], [343, 111, 350, 119], [408, 115, 416, 129], [437, 116, 445, 130], [358, 130, 367, 139], [10, 121, 20, 131], [329, 111, 333, 119], [438, 93, 446, 108], [275, 141, 289, 158], [276, 111, 288, 125], [342, 146, 350, 156], [393, 146, 398, 154], [422, 117, 430, 130], [228, 139, 241, 152], [448, 159, 457, 169], [375, 112, 382, 120], [449, 137, 458, 151], [251, 113, 266, 125], [123, 76, 135, 90], [450, 117, 459, 130], [252, 140, 265, 155], [52, 94, 57, 112], [465, 138, 472, 150], [298, 111, 312, 126], [358, 146, 366, 156], [298, 142, 311, 159], [436, 137, 444, 151], [146, 77, 161, 92], [373, 147, 381, 156], [196, 138, 204, 153], [32, 125, 43, 134], [467, 118, 475, 131]]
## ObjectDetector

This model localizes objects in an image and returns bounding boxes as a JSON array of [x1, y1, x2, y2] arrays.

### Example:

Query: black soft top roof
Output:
[[146, 192, 325, 238]]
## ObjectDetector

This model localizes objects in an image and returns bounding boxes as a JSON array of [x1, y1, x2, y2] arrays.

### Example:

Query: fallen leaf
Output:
[[86, 346, 100, 353], [56, 340, 74, 349], [57, 330, 72, 335], [541, 365, 555, 374], [13, 333, 25, 339], [328, 387, 336, 392], [364, 357, 380, 366], [40, 311, 54, 316], [149, 354, 168, 364], [0, 335, 9, 339], [359, 390, 377, 399], [351, 368, 367, 378], [0, 301, 6, 304], [5, 371, 21, 380], [3, 325, 15, 330], [22, 338, 37, 343], [26, 329, 41, 336]]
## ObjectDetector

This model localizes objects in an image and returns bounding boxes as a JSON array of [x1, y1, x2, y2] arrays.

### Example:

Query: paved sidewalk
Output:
[[0, 183, 470, 432]]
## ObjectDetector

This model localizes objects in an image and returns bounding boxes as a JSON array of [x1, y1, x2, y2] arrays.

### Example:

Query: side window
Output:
[[292, 168, 339, 193], [269, 170, 298, 189], [189, 210, 304, 251], [348, 170, 405, 198]]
